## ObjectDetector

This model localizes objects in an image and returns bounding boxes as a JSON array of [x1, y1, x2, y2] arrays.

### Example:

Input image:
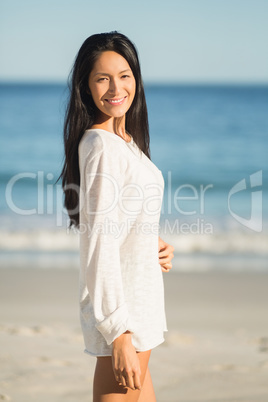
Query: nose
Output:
[[108, 78, 120, 96]]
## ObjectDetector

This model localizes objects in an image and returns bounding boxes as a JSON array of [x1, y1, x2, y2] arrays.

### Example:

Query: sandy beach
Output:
[[1, 265, 268, 402]]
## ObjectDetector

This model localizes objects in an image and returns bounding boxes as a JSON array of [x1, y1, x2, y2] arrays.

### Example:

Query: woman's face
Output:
[[88, 51, 136, 121]]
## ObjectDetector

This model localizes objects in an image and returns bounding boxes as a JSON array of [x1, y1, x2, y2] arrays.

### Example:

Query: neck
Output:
[[93, 114, 127, 138]]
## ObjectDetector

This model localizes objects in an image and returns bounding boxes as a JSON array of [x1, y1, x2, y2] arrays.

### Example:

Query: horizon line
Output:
[[0, 79, 268, 87]]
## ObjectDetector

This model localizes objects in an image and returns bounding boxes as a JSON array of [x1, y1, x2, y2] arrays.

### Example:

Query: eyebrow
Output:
[[93, 69, 131, 77]]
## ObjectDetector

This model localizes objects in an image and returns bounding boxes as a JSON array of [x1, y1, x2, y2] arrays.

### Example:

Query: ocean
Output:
[[0, 83, 267, 271]]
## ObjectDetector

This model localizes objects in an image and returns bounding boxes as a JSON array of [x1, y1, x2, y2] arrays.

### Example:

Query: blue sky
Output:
[[0, 0, 267, 83]]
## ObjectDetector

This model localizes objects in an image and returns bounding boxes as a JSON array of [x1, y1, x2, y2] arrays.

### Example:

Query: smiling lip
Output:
[[105, 97, 126, 105]]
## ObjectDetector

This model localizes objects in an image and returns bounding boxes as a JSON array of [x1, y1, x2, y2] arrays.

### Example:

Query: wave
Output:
[[0, 227, 267, 255], [0, 228, 79, 252], [161, 230, 268, 255]]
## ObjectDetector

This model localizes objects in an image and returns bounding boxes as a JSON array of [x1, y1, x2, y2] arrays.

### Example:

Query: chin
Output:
[[113, 112, 127, 118], [107, 109, 128, 119]]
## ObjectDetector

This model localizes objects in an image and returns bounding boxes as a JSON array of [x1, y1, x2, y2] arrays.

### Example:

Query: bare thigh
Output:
[[93, 350, 152, 402], [137, 366, 156, 402]]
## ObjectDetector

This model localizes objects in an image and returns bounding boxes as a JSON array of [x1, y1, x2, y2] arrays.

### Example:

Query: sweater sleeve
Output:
[[81, 141, 135, 346]]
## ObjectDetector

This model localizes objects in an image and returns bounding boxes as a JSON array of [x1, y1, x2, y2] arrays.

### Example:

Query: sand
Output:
[[0, 265, 268, 402]]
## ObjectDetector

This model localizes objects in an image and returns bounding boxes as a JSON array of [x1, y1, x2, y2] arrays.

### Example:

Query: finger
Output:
[[159, 254, 174, 264], [120, 375, 127, 387], [158, 249, 168, 257], [133, 370, 141, 390], [161, 265, 170, 271], [159, 248, 174, 259], [113, 366, 122, 384], [161, 262, 172, 268], [159, 255, 172, 264], [161, 262, 172, 270], [165, 262, 172, 268], [159, 241, 174, 254], [162, 268, 170, 273], [125, 373, 135, 390]]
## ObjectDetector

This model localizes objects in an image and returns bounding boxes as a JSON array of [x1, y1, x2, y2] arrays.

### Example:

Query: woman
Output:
[[60, 31, 174, 402]]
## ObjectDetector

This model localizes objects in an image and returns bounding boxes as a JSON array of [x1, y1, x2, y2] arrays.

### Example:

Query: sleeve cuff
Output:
[[95, 303, 135, 345]]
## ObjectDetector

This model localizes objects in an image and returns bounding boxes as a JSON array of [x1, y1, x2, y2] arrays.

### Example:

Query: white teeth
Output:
[[107, 97, 125, 104]]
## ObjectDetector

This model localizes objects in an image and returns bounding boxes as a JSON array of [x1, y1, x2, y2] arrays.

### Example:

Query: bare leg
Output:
[[93, 350, 152, 402], [137, 367, 156, 402]]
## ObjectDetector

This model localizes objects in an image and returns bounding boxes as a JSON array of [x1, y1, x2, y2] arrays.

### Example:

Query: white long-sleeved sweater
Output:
[[78, 128, 167, 357]]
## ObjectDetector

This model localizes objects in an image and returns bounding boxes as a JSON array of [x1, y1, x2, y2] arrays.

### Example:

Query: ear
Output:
[[86, 88, 91, 95]]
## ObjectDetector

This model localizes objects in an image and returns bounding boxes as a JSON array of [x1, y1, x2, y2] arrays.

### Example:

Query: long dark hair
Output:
[[58, 31, 150, 228]]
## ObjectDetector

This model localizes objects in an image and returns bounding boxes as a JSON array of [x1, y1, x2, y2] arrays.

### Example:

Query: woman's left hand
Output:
[[158, 237, 174, 273]]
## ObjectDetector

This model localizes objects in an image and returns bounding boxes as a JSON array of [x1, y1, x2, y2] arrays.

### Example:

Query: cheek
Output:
[[129, 81, 136, 101], [89, 85, 103, 105]]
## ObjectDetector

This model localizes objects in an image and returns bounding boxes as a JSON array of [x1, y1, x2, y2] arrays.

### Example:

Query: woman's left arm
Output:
[[158, 236, 174, 273]]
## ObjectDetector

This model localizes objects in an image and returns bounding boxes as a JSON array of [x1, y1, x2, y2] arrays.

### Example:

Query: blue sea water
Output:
[[0, 82, 267, 271]]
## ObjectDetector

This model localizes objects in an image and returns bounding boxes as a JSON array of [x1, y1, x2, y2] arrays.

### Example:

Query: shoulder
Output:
[[79, 130, 104, 160], [79, 129, 127, 170], [79, 129, 126, 158]]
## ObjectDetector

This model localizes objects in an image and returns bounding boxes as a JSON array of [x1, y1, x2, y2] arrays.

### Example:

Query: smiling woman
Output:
[[58, 31, 174, 402], [88, 51, 136, 134]]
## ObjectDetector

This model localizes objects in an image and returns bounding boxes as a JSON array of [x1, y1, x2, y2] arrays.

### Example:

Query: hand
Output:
[[112, 331, 141, 391], [158, 236, 174, 273]]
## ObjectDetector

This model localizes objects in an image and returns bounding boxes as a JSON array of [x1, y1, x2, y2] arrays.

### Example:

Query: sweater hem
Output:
[[83, 336, 167, 358]]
